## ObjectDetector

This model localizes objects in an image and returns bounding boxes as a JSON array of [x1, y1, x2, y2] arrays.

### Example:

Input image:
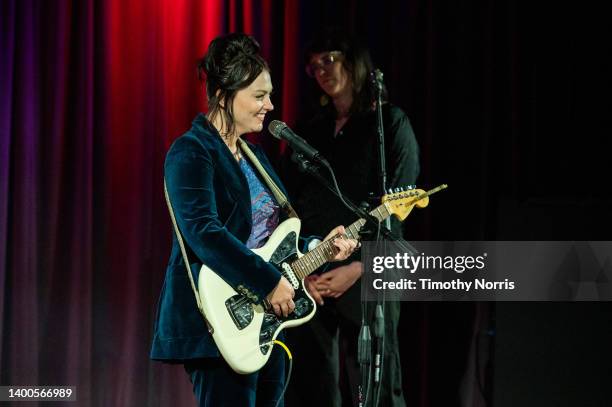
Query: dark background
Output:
[[2, 0, 611, 406]]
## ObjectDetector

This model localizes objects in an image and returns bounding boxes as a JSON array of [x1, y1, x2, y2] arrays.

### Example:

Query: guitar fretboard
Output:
[[290, 203, 391, 280]]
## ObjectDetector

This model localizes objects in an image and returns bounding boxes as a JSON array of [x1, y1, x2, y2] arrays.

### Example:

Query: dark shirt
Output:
[[282, 104, 420, 240]]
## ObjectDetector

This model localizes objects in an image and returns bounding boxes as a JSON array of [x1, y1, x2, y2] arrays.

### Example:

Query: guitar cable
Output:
[[273, 339, 293, 407]]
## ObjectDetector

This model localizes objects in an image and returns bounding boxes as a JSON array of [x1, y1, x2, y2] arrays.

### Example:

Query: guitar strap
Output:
[[163, 179, 211, 329], [237, 138, 299, 219]]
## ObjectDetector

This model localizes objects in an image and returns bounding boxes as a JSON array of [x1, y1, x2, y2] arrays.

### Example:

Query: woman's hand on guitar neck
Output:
[[324, 225, 359, 262], [266, 276, 295, 317]]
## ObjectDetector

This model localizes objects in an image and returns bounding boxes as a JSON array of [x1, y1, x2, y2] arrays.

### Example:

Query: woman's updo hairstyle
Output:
[[198, 33, 269, 136]]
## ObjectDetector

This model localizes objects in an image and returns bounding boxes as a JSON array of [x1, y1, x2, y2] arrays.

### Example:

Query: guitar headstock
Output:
[[381, 187, 429, 221]]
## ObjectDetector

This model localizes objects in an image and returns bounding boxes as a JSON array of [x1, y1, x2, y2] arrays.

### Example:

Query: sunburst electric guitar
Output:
[[198, 185, 447, 374]]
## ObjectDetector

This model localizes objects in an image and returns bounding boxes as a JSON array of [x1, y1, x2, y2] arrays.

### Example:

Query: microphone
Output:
[[370, 68, 384, 93], [268, 120, 329, 165]]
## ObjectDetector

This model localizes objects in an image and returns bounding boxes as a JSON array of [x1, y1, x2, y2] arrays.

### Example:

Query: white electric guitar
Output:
[[198, 185, 447, 374]]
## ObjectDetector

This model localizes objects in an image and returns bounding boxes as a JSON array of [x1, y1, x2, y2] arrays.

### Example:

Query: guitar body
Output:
[[198, 217, 316, 374]]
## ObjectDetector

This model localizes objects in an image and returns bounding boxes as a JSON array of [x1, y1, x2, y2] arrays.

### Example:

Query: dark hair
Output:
[[197, 33, 269, 136], [305, 27, 387, 116]]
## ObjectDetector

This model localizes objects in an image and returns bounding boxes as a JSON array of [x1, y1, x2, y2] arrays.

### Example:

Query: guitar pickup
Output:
[[281, 263, 300, 289]]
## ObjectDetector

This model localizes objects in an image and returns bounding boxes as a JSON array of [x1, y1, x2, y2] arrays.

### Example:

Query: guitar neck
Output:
[[290, 202, 391, 280]]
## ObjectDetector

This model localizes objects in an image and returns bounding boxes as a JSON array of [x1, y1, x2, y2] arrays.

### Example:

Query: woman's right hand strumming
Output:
[[266, 276, 295, 317]]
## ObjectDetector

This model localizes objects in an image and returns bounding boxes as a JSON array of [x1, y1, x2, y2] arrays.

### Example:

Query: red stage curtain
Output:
[[1, 1, 299, 405]]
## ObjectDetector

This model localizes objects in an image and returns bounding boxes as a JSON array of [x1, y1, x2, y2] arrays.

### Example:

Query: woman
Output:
[[282, 28, 419, 406], [150, 33, 357, 407]]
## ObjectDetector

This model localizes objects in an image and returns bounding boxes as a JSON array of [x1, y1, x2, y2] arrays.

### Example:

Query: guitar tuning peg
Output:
[[394, 188, 400, 193]]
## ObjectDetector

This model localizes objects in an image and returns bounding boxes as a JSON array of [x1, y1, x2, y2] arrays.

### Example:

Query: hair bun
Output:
[[202, 33, 260, 78], [225, 33, 261, 56]]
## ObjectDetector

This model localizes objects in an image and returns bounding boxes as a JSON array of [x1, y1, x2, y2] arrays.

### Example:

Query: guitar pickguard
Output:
[[223, 229, 315, 347], [258, 231, 315, 354], [259, 295, 313, 354], [269, 232, 297, 264]]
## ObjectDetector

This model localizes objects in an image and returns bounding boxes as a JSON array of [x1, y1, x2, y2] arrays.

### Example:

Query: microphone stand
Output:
[[371, 68, 387, 407]]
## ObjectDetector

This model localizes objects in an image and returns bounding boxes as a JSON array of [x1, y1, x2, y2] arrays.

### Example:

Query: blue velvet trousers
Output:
[[184, 345, 286, 407]]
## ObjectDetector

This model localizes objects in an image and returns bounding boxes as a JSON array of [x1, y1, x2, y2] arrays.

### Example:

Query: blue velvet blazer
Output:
[[150, 114, 293, 362]]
